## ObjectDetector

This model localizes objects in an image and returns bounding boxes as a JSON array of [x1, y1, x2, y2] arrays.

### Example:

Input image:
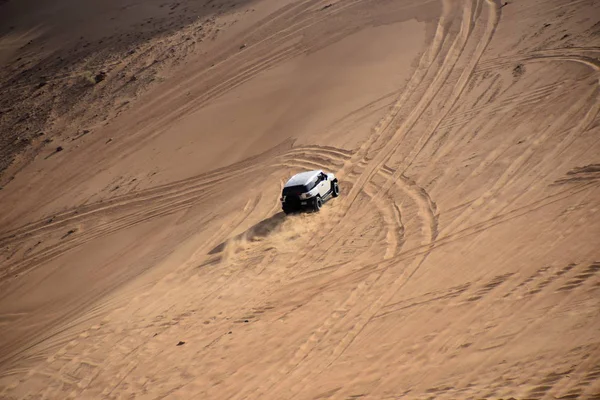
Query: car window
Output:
[[283, 185, 305, 196], [306, 176, 319, 191]]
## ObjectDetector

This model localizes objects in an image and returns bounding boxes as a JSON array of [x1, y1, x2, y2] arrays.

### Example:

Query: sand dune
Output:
[[1, 0, 599, 398]]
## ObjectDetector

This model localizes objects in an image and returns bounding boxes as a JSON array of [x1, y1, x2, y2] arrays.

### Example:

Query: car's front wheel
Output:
[[313, 196, 322, 212], [332, 181, 340, 197]]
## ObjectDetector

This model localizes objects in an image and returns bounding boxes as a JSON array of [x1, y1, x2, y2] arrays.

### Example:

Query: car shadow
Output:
[[208, 211, 287, 255]]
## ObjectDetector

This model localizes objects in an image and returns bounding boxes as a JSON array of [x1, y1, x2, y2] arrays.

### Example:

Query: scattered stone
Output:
[[512, 64, 525, 78], [61, 229, 76, 239], [321, 3, 333, 10], [94, 71, 107, 84], [106, 138, 113, 144], [239, 43, 247, 50], [56, 146, 63, 152], [561, 34, 570, 40], [228, 331, 232, 334], [176, 341, 186, 346]]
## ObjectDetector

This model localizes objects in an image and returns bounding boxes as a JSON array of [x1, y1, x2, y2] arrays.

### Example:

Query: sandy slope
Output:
[[1, 0, 599, 398]]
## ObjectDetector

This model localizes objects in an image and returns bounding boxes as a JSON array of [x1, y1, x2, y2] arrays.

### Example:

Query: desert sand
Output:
[[0, 0, 599, 398]]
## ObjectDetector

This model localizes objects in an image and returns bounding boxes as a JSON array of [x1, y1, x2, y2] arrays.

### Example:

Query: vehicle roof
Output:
[[284, 170, 323, 187]]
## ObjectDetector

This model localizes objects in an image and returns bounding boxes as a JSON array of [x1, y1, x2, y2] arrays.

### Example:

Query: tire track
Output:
[[412, 63, 590, 226], [338, 0, 458, 171], [298, 0, 484, 271], [233, 2, 497, 397], [262, 181, 597, 400], [342, 0, 485, 214], [219, 150, 395, 266], [0, 139, 295, 243], [261, 0, 469, 282], [0, 186, 221, 285], [475, 47, 600, 73], [442, 81, 599, 235], [293, 165, 425, 280], [437, 81, 565, 131], [449, 262, 600, 396], [367, 257, 598, 399], [0, 143, 353, 287], [482, 56, 600, 218], [373, 0, 501, 215], [279, 153, 403, 263], [0, 194, 266, 394], [0, 143, 347, 248], [431, 50, 599, 235], [15, 177, 594, 400]]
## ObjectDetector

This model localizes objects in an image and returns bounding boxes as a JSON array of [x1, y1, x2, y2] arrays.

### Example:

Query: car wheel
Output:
[[332, 181, 340, 197], [313, 196, 322, 212], [283, 204, 294, 214]]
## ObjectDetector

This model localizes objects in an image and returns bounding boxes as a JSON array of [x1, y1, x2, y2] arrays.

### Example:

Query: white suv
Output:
[[281, 170, 339, 214]]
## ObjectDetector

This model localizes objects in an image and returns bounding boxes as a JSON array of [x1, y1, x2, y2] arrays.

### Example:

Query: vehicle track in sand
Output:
[[0, 140, 297, 286], [230, 0, 600, 395], [268, 0, 479, 280], [361, 259, 600, 399], [0, 131, 428, 397], [232, 0, 463, 298], [231, 1, 496, 397], [1, 136, 419, 289], [439, 55, 599, 236]]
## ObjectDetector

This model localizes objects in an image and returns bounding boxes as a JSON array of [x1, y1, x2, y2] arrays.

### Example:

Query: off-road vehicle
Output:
[[281, 170, 339, 214]]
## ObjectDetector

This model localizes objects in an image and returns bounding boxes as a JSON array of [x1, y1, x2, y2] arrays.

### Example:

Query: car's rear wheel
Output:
[[313, 196, 322, 212], [332, 181, 340, 197]]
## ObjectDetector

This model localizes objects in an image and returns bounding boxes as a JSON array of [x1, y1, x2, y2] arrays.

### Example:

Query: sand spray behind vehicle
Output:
[[220, 207, 336, 266]]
